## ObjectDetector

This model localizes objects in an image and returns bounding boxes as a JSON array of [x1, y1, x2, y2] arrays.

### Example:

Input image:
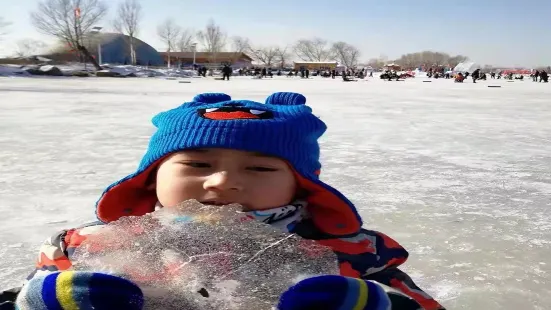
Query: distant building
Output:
[[159, 52, 253, 68], [293, 61, 338, 71], [45, 33, 163, 66]]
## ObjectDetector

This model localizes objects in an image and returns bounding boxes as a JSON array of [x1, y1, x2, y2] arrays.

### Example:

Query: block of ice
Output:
[[72, 200, 338, 309]]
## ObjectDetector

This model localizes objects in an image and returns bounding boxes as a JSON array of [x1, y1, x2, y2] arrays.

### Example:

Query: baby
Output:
[[9, 92, 444, 309]]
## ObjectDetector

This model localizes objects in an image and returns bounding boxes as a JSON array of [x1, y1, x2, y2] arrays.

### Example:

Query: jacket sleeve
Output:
[[320, 229, 445, 310], [0, 229, 77, 310], [26, 223, 103, 281], [26, 229, 74, 281]]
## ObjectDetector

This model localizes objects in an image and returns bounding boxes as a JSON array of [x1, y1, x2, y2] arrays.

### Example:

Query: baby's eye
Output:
[[184, 162, 211, 168], [247, 166, 278, 172]]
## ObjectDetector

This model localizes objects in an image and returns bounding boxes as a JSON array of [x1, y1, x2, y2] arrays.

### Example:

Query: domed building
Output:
[[46, 33, 163, 66]]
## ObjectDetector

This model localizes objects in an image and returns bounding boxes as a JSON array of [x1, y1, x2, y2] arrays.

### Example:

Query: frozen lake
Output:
[[1, 76, 550, 309]]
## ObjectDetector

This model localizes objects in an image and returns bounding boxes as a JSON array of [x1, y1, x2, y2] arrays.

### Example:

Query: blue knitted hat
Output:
[[96, 92, 362, 236]]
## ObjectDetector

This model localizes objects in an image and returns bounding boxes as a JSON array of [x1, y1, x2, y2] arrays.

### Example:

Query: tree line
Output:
[[366, 52, 469, 71], [1, 0, 473, 70], [0, 0, 363, 67]]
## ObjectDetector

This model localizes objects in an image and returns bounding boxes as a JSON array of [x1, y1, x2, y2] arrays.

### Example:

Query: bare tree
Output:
[[431, 52, 447, 67], [14, 39, 47, 57], [197, 19, 227, 64], [331, 41, 360, 68], [157, 18, 181, 67], [249, 46, 280, 67], [113, 0, 141, 64], [30, 0, 108, 67], [394, 51, 469, 70], [293, 38, 333, 62], [176, 28, 194, 52], [0, 16, 11, 39], [274, 45, 291, 68], [366, 57, 386, 70], [229, 36, 250, 63]]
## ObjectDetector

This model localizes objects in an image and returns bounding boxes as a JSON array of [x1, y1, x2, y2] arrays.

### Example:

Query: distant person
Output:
[[305, 69, 310, 79], [472, 69, 480, 83], [222, 64, 232, 81], [533, 70, 540, 82], [540, 71, 548, 83]]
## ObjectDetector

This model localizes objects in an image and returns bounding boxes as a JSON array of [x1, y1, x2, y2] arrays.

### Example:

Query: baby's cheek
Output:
[[162, 179, 204, 206], [253, 185, 295, 208]]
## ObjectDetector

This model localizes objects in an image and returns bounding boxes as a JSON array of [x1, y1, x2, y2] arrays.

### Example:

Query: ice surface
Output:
[[72, 200, 337, 309], [1, 76, 550, 309]]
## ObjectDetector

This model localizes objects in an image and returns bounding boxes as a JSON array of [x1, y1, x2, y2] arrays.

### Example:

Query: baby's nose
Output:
[[203, 171, 243, 192]]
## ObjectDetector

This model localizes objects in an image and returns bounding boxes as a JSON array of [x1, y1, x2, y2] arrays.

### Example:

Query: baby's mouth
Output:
[[200, 201, 228, 206], [200, 201, 249, 211]]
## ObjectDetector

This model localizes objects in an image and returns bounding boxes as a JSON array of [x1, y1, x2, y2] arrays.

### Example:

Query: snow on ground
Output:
[[0, 76, 550, 309], [0, 63, 198, 78]]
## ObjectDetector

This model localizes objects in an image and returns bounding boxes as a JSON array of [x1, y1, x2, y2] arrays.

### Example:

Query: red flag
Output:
[[74, 7, 81, 18]]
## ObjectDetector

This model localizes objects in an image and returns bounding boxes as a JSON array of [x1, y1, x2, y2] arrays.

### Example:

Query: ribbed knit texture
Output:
[[278, 275, 391, 310], [141, 92, 325, 179], [16, 271, 144, 310]]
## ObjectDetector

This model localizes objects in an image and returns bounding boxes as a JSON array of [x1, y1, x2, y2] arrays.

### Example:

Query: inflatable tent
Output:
[[453, 62, 480, 73]]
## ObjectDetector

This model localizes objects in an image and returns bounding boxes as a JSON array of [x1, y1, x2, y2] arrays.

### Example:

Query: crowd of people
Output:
[[531, 70, 549, 82], [195, 63, 549, 84], [193, 64, 378, 81]]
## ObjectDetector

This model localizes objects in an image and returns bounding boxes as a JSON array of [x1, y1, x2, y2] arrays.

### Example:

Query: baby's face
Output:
[[155, 148, 297, 211]]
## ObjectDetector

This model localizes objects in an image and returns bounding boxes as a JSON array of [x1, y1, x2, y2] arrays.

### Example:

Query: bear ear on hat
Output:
[[193, 93, 232, 104], [180, 93, 232, 108], [265, 92, 306, 106]]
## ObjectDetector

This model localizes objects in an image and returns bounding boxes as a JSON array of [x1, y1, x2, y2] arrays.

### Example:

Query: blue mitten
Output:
[[16, 271, 144, 310], [278, 275, 392, 310]]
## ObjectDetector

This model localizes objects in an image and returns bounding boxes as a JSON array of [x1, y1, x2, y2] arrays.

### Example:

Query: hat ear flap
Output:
[[265, 92, 306, 106]]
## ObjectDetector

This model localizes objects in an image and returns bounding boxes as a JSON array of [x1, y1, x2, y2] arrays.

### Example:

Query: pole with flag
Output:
[[74, 6, 83, 64]]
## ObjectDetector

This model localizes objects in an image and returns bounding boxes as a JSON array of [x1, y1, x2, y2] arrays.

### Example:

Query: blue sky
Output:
[[1, 0, 549, 67]]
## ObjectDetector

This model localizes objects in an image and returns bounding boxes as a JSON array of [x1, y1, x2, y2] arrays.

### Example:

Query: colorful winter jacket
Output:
[[25, 217, 445, 310]]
